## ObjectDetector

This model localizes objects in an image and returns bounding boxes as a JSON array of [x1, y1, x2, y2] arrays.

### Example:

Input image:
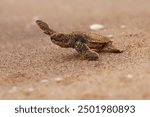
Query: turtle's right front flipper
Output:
[[74, 41, 99, 60], [36, 20, 56, 36]]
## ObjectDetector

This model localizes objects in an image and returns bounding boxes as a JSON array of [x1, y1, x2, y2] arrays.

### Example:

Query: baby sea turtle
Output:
[[36, 20, 123, 60]]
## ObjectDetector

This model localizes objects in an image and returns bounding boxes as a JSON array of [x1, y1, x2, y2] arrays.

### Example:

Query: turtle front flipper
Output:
[[74, 41, 99, 60], [36, 20, 56, 36], [102, 42, 123, 53]]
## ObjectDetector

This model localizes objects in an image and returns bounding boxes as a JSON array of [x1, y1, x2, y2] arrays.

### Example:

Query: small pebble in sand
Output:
[[28, 87, 34, 92], [126, 74, 133, 79], [8, 86, 17, 93], [90, 24, 104, 30], [54, 77, 63, 83], [40, 79, 49, 83], [120, 25, 126, 29], [107, 34, 113, 38]]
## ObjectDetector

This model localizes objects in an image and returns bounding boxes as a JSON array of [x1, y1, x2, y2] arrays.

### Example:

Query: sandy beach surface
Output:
[[0, 0, 150, 99]]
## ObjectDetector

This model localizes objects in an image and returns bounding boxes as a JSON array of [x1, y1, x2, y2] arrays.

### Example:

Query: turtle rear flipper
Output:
[[36, 20, 56, 36], [101, 42, 123, 53]]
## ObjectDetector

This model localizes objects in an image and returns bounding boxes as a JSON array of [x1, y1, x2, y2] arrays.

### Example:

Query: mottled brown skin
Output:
[[36, 20, 123, 60]]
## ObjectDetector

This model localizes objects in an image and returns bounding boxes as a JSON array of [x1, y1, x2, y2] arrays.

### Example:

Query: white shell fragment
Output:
[[90, 24, 105, 30], [40, 79, 49, 83], [126, 74, 133, 79], [107, 34, 113, 38], [54, 77, 63, 83]]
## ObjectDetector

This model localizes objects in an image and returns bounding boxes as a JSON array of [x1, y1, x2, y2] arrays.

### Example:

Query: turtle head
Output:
[[50, 33, 70, 47]]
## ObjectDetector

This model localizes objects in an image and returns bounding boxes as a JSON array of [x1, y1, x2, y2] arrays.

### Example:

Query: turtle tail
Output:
[[36, 20, 56, 36]]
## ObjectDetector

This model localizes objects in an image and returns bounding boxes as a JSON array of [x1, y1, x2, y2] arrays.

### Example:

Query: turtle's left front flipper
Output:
[[74, 41, 99, 60], [36, 20, 56, 36]]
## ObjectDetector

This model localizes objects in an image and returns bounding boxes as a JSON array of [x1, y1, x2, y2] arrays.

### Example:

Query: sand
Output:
[[0, 0, 150, 99]]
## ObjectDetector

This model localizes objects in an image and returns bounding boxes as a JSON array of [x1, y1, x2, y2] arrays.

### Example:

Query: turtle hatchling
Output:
[[36, 20, 123, 60]]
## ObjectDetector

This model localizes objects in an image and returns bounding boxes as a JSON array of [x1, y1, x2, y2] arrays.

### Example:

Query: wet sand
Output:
[[0, 0, 150, 99]]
